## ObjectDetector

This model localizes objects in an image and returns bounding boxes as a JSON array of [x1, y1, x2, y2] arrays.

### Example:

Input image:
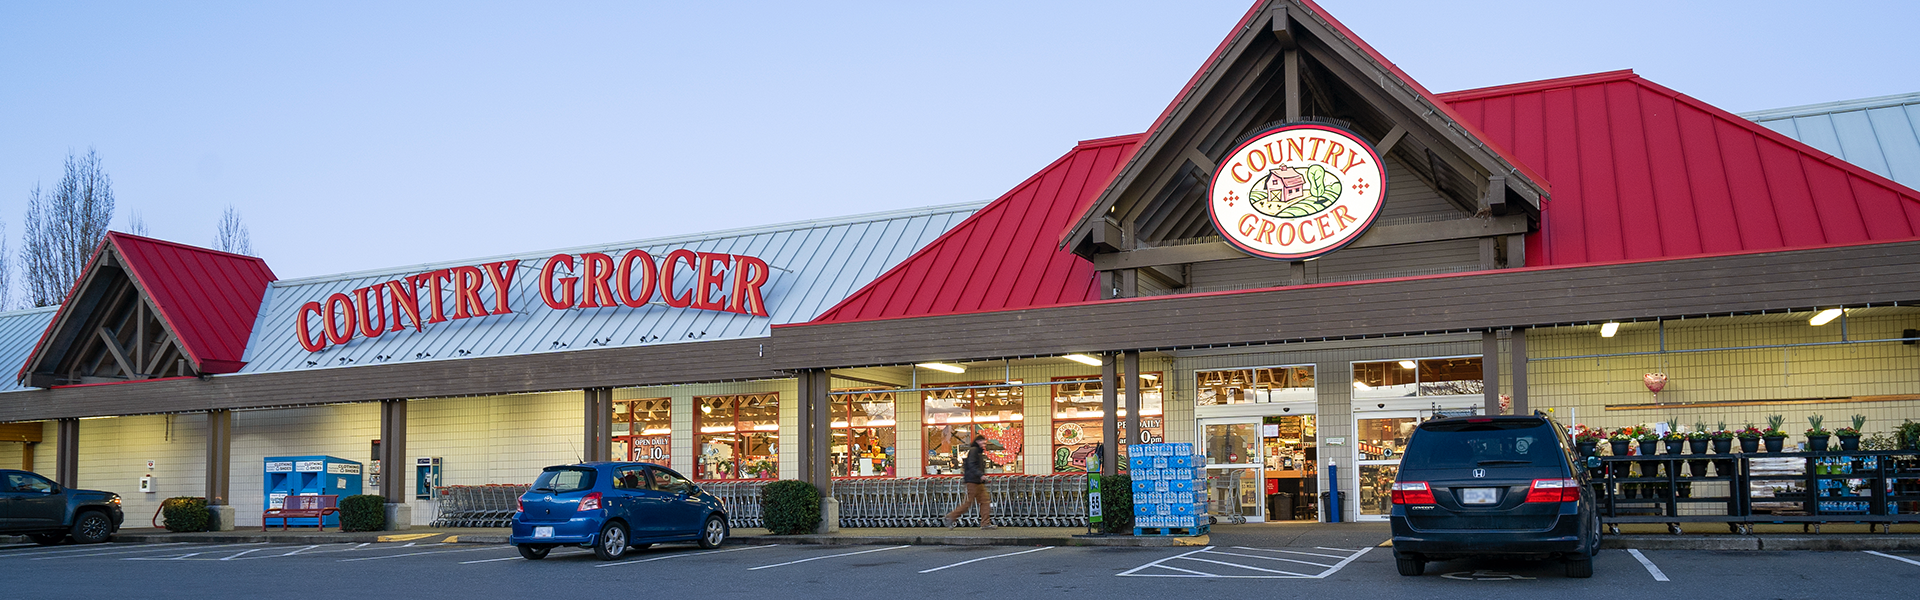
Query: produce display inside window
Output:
[[829, 388, 898, 478], [1357, 417, 1416, 461], [1262, 415, 1318, 520], [923, 382, 1023, 476], [1197, 366, 1314, 405], [612, 397, 672, 467], [1351, 356, 1483, 400], [695, 393, 779, 480], [1050, 373, 1164, 473]]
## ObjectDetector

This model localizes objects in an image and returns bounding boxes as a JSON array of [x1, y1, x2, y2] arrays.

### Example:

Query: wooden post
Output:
[[378, 400, 408, 500], [22, 442, 35, 471], [794, 371, 815, 486], [1124, 351, 1142, 452], [1283, 49, 1300, 120], [810, 370, 833, 494], [204, 410, 231, 506], [1511, 329, 1529, 415], [1482, 332, 1502, 415], [1101, 353, 1119, 480], [584, 388, 611, 462], [55, 418, 78, 487]]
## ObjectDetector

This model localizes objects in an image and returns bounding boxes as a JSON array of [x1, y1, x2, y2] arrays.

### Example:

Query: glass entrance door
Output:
[[1354, 414, 1418, 521], [1201, 417, 1263, 523]]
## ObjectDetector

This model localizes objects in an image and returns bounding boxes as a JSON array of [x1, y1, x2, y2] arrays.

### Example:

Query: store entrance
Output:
[[1353, 413, 1419, 521], [1200, 413, 1318, 523]]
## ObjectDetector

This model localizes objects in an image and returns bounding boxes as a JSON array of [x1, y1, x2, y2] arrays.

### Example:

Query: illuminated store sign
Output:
[[1208, 123, 1386, 261]]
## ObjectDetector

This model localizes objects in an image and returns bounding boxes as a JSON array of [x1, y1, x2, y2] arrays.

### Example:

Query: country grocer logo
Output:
[[1208, 123, 1385, 261]]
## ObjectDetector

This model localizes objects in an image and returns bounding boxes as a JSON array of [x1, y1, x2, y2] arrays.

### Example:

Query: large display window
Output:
[[1351, 356, 1483, 401], [1049, 373, 1163, 473], [922, 382, 1024, 476], [1197, 366, 1315, 405], [1354, 415, 1418, 519], [613, 397, 671, 467], [695, 393, 779, 480], [830, 388, 897, 478]]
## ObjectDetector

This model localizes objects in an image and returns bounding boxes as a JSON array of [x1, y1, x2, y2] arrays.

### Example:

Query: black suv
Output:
[[1, 469, 125, 544], [1388, 415, 1599, 578]]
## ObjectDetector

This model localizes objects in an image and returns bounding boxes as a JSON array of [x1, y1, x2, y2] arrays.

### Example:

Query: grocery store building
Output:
[[2, 0, 1918, 529]]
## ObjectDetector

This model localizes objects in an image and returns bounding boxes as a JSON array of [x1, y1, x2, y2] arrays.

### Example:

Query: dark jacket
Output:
[[962, 441, 986, 483]]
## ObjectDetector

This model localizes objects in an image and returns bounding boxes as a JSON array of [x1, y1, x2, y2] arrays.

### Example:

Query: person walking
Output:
[[944, 434, 995, 529]]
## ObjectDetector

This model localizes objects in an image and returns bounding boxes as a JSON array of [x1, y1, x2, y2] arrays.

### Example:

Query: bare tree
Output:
[[124, 209, 149, 236], [22, 149, 116, 307], [0, 221, 13, 311], [215, 205, 252, 255]]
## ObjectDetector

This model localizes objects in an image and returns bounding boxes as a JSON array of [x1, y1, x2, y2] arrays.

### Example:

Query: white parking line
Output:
[[1117, 547, 1212, 577], [1627, 549, 1670, 581], [1204, 549, 1334, 568], [919, 546, 1055, 573], [219, 547, 274, 561], [41, 542, 261, 561], [595, 544, 779, 567], [0, 542, 188, 558], [1866, 551, 1920, 567], [338, 546, 500, 562], [747, 545, 909, 570], [463, 550, 588, 564], [1232, 547, 1348, 560], [1118, 546, 1372, 579]]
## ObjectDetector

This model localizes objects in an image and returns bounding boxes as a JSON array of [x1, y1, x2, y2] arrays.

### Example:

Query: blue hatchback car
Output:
[[509, 462, 729, 560]]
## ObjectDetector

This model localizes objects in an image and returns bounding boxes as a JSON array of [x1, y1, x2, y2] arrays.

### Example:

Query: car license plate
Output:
[[534, 526, 554, 538], [1460, 488, 1498, 505]]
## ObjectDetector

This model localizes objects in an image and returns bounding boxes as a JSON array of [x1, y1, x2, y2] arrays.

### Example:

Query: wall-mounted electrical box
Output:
[[415, 456, 441, 500], [139, 474, 155, 493]]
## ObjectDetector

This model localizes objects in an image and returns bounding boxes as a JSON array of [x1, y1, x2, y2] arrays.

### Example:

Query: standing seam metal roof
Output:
[[237, 202, 982, 375], [0, 307, 60, 393], [1741, 92, 1920, 189]]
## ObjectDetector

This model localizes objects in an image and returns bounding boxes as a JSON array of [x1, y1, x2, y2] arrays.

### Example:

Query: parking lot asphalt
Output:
[[6, 536, 1920, 598]]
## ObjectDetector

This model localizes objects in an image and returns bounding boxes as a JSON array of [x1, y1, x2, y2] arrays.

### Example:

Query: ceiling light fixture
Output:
[[1063, 354, 1103, 366], [916, 362, 965, 374], [1810, 308, 1843, 326], [1600, 322, 1620, 338], [1398, 360, 1417, 369], [1352, 381, 1373, 390]]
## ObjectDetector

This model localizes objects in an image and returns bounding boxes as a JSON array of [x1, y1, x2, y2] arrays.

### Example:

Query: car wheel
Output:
[[1565, 556, 1594, 578], [1395, 555, 1425, 576], [71, 511, 113, 544], [698, 515, 727, 549], [593, 522, 629, 561], [517, 545, 552, 560], [28, 533, 65, 546]]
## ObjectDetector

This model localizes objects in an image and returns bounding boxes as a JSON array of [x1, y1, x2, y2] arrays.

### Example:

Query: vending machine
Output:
[[263, 455, 363, 528]]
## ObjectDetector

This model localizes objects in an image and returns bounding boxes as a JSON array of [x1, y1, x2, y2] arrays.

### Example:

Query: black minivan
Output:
[[1388, 415, 1599, 578]]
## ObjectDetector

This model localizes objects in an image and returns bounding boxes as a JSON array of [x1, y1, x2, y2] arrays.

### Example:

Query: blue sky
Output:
[[3, 1, 1915, 282]]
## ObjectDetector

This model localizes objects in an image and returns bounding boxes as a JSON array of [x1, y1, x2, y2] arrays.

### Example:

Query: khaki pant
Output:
[[945, 482, 992, 526]]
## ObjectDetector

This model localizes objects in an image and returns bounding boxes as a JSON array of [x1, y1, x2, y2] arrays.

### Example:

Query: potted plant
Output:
[[1686, 422, 1710, 477], [1900, 419, 1920, 451], [1836, 415, 1865, 452], [1607, 427, 1633, 458], [1805, 415, 1831, 452], [1763, 414, 1789, 453], [1711, 422, 1735, 454], [1737, 424, 1763, 453], [1635, 426, 1664, 477], [1661, 418, 1687, 456], [1573, 424, 1604, 458]]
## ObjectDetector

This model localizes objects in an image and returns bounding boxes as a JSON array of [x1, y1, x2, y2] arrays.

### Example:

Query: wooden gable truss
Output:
[[22, 250, 198, 387]]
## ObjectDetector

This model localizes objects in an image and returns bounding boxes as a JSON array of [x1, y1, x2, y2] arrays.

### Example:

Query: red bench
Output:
[[263, 494, 340, 531]]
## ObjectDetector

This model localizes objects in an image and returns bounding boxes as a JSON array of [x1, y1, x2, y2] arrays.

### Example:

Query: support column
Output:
[[808, 370, 836, 532], [584, 388, 612, 463], [379, 399, 411, 530], [1100, 353, 1118, 479], [1123, 351, 1141, 451], [55, 418, 78, 487], [1482, 331, 1502, 415], [1511, 329, 1529, 415], [22, 442, 35, 471], [794, 372, 815, 486], [205, 410, 235, 531]]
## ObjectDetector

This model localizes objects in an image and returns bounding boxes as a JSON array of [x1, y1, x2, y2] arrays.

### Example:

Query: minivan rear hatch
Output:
[[519, 466, 597, 524], [1396, 417, 1572, 531]]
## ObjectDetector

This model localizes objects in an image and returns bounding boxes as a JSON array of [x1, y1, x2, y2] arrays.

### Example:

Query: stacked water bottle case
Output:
[[1128, 442, 1209, 536]]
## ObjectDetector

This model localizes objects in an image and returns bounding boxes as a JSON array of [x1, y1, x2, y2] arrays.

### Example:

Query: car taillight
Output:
[[578, 492, 602, 512], [516, 498, 525, 513], [1525, 478, 1581, 503], [1391, 481, 1435, 504]]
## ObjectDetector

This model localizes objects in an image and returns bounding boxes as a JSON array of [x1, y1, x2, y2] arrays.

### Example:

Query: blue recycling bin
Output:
[[264, 455, 363, 528]]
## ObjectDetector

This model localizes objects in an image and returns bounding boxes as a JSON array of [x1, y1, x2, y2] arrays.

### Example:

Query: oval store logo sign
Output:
[[1208, 123, 1385, 261]]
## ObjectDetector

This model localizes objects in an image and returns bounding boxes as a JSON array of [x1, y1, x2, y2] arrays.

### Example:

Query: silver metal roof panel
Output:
[[0, 307, 58, 394], [1743, 92, 1920, 188]]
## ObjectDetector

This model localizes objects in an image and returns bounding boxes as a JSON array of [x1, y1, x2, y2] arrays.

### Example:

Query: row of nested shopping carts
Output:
[[428, 475, 1093, 529], [704, 474, 1091, 529]]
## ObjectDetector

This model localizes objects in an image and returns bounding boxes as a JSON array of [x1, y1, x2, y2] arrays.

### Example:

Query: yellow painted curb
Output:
[[1378, 540, 1393, 547], [376, 532, 440, 542], [444, 536, 459, 543]]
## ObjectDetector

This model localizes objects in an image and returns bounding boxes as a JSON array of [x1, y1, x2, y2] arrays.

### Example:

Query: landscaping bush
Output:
[[760, 480, 821, 535], [339, 494, 387, 532], [1100, 473, 1134, 534], [161, 497, 210, 532]]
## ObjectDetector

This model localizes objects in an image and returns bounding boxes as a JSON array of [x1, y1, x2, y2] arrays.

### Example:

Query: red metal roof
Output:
[[1440, 70, 1920, 266], [106, 233, 277, 373], [803, 135, 1139, 324]]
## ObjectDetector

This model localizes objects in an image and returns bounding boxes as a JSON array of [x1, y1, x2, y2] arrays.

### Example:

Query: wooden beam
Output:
[[0, 422, 41, 443], [144, 334, 177, 375], [1506, 234, 1527, 268], [1138, 264, 1186, 290], [1283, 49, 1300, 120], [1092, 215, 1532, 270], [1296, 39, 1487, 192], [1483, 174, 1507, 215], [1181, 147, 1215, 177], [134, 302, 145, 370], [1375, 124, 1407, 156], [1269, 3, 1295, 49], [95, 328, 138, 379]]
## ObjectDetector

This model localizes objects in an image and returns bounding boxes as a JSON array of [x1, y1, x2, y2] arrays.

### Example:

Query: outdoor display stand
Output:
[[1593, 450, 1920, 534], [1130, 442, 1208, 536], [263, 455, 364, 528]]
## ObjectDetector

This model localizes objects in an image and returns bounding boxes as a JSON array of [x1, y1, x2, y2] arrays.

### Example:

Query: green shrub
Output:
[[760, 480, 821, 535], [1100, 473, 1134, 533], [161, 497, 209, 532], [338, 494, 387, 532]]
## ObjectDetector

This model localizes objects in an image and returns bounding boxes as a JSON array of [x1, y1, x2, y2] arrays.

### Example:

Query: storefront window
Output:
[[830, 388, 897, 478], [923, 382, 1023, 476], [1197, 366, 1315, 405], [1351, 357, 1482, 401], [1049, 374, 1164, 473], [613, 397, 672, 467], [695, 393, 778, 480]]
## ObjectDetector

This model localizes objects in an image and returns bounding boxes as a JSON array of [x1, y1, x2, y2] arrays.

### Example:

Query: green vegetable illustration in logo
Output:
[[1247, 163, 1343, 218]]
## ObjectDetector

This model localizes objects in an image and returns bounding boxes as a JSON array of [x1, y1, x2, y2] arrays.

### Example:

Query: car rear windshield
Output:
[[532, 467, 596, 493], [1401, 421, 1565, 471]]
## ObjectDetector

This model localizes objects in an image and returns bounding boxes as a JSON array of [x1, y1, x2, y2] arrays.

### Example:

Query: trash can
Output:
[[1268, 492, 1293, 521]]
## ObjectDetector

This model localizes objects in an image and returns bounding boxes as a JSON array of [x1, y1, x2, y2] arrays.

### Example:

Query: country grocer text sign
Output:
[[295, 249, 772, 352], [1208, 123, 1385, 261]]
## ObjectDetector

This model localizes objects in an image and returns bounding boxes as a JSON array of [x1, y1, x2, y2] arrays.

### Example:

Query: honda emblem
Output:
[[1472, 468, 1487, 478]]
